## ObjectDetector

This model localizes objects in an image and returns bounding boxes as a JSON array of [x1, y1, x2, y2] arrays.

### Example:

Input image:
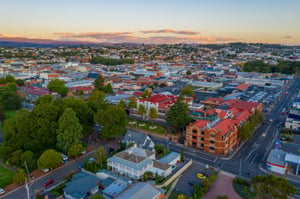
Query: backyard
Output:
[[0, 164, 14, 187]]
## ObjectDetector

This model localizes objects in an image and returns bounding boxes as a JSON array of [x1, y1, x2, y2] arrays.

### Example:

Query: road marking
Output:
[[245, 144, 259, 161]]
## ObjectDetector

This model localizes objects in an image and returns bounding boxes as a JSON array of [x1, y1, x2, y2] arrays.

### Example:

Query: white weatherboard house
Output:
[[108, 146, 172, 179]]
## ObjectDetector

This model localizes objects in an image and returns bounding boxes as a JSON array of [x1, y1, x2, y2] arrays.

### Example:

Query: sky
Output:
[[0, 0, 299, 44]]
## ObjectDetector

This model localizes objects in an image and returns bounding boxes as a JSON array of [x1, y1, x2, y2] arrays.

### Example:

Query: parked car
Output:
[[197, 173, 206, 180], [41, 168, 49, 173], [61, 154, 68, 163], [189, 181, 197, 186], [0, 188, 5, 195], [200, 171, 210, 177], [42, 179, 54, 187], [88, 157, 95, 163]]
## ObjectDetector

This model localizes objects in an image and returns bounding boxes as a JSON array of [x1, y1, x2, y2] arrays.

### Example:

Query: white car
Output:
[[41, 168, 49, 173], [0, 188, 6, 195]]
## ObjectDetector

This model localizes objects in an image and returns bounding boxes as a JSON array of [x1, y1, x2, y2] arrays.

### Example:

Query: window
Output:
[[210, 134, 215, 138], [201, 144, 204, 147], [201, 137, 204, 141], [209, 147, 215, 151], [192, 142, 197, 146], [192, 129, 197, 134], [210, 140, 215, 144], [192, 136, 197, 139], [201, 131, 205, 135]]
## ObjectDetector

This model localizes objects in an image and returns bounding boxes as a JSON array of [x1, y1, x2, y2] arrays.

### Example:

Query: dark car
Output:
[[189, 181, 197, 186], [43, 179, 54, 187]]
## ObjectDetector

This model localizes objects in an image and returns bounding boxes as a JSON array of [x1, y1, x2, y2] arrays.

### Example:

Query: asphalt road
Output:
[[0, 150, 95, 199]]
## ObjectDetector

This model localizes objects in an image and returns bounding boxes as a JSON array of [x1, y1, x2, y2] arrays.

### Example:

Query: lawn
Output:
[[0, 165, 14, 187], [4, 110, 16, 120], [127, 120, 166, 134]]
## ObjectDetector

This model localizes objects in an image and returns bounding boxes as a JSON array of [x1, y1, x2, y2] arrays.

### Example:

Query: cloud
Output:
[[141, 29, 199, 35], [281, 35, 292, 39], [53, 32, 134, 40]]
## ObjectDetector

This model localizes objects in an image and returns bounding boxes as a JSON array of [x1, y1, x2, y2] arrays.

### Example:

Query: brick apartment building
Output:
[[185, 118, 238, 156]]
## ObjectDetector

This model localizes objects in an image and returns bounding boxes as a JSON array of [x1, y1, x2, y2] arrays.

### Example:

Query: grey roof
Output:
[[124, 130, 147, 147], [101, 177, 115, 187], [108, 152, 153, 170], [152, 160, 171, 171], [285, 153, 300, 164], [63, 171, 99, 199], [267, 149, 286, 166], [102, 180, 128, 198], [159, 152, 180, 164], [115, 182, 161, 199]]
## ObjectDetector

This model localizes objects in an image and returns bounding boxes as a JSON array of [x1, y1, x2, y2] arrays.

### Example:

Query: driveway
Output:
[[203, 171, 241, 199]]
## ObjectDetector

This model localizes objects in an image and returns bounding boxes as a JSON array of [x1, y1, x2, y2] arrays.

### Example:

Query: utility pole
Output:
[[239, 158, 242, 176], [24, 161, 30, 199]]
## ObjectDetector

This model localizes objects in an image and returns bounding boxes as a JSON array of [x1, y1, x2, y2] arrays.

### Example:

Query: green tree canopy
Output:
[[94, 105, 128, 139], [56, 108, 83, 154], [166, 95, 192, 132], [87, 89, 107, 113], [21, 150, 36, 171], [47, 79, 69, 97], [128, 98, 136, 109], [68, 144, 84, 158], [148, 107, 158, 121], [93, 146, 107, 168], [138, 104, 147, 119], [251, 174, 296, 199], [37, 149, 61, 170], [118, 99, 126, 109], [180, 84, 194, 96], [103, 83, 113, 94], [94, 75, 105, 91], [0, 84, 21, 110], [13, 169, 27, 185]]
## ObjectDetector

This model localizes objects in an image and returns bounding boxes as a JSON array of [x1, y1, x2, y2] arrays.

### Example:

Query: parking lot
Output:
[[173, 161, 209, 196]]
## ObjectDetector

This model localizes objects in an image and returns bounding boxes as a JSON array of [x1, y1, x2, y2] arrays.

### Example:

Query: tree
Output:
[[35, 94, 53, 105], [90, 194, 105, 199], [128, 98, 136, 109], [94, 106, 128, 139], [141, 89, 150, 99], [186, 70, 192, 75], [13, 169, 27, 185], [37, 149, 61, 170], [93, 146, 107, 168], [177, 195, 187, 199], [103, 83, 113, 94], [137, 104, 147, 119], [94, 75, 105, 91], [180, 147, 184, 162], [47, 79, 68, 97], [56, 108, 83, 154], [15, 79, 25, 87], [148, 107, 158, 121], [154, 144, 164, 154], [217, 196, 229, 199], [238, 122, 252, 141], [0, 84, 21, 110], [180, 84, 194, 97], [87, 89, 107, 113], [21, 151, 36, 171], [118, 100, 126, 109], [251, 174, 296, 199], [68, 144, 84, 158], [166, 95, 192, 133], [10, 149, 23, 166], [0, 103, 5, 122]]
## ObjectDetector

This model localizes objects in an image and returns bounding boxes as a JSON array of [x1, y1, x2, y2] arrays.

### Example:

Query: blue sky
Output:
[[0, 0, 299, 44]]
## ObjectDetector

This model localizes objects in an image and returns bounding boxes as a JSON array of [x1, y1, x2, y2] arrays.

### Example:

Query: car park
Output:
[[43, 179, 54, 187]]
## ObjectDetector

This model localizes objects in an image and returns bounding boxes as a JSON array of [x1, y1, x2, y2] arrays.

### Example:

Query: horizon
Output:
[[1, 0, 300, 45]]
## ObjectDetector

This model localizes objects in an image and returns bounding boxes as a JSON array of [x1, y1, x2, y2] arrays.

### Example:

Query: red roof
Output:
[[235, 84, 249, 91], [213, 119, 235, 135], [225, 99, 259, 112], [189, 120, 209, 128], [234, 110, 252, 123]]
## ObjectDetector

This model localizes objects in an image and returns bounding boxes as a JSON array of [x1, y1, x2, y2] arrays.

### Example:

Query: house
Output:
[[107, 146, 172, 180], [102, 180, 128, 198], [115, 182, 165, 199], [107, 146, 155, 179], [266, 149, 287, 175], [64, 171, 100, 199], [123, 130, 155, 151], [185, 118, 238, 156]]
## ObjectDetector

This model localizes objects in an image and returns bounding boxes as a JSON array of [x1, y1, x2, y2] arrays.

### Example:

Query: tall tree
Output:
[[94, 75, 105, 91], [180, 84, 194, 97], [251, 174, 296, 199], [68, 144, 84, 158], [94, 105, 127, 139], [13, 169, 27, 185], [0, 84, 21, 110], [141, 89, 150, 99], [21, 151, 36, 171], [93, 146, 107, 168], [118, 99, 126, 109], [37, 149, 61, 170], [148, 107, 158, 125], [56, 108, 83, 154], [103, 83, 113, 94], [128, 98, 136, 109], [138, 104, 147, 119], [87, 89, 107, 113], [166, 95, 192, 133], [47, 79, 68, 97]]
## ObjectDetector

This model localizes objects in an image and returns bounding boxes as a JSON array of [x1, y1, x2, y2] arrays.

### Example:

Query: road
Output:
[[0, 150, 95, 199]]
